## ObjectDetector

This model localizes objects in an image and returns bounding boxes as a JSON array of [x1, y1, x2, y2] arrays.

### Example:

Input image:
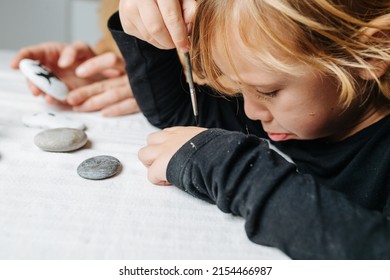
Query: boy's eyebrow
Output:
[[235, 80, 283, 89], [239, 73, 293, 88]]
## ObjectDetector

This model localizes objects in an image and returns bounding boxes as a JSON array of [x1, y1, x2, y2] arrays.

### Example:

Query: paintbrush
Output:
[[184, 52, 199, 126]]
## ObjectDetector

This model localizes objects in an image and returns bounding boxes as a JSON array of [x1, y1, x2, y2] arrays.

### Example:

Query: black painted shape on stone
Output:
[[32, 61, 60, 85]]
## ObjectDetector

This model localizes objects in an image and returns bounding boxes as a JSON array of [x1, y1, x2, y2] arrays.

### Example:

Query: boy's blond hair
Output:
[[191, 0, 390, 107]]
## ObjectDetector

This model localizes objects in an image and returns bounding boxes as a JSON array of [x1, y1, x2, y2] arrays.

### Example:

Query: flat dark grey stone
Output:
[[34, 128, 88, 152], [77, 155, 121, 180]]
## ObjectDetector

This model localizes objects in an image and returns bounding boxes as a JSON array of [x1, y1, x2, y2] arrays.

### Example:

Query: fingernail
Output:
[[58, 56, 71, 67], [66, 92, 76, 104], [186, 23, 193, 34], [66, 98, 74, 106], [75, 66, 86, 77], [179, 47, 190, 53]]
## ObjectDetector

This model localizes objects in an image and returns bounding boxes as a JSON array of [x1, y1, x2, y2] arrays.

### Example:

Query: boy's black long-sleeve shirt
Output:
[[109, 13, 390, 259]]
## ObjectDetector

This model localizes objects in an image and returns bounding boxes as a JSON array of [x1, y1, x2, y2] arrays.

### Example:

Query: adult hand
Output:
[[11, 42, 140, 116], [67, 51, 140, 116], [138, 126, 207, 185], [10, 41, 102, 104], [119, 0, 197, 52], [68, 74, 140, 116]]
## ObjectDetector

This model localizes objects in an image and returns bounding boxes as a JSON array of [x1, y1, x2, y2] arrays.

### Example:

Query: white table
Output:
[[0, 50, 288, 260]]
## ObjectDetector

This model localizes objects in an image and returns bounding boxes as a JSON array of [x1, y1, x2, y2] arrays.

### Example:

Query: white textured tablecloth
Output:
[[0, 50, 288, 260]]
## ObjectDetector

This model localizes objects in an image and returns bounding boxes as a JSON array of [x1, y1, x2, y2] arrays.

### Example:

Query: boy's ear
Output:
[[357, 15, 390, 81]]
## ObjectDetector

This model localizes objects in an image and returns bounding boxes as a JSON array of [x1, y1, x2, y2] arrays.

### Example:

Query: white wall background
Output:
[[0, 0, 101, 51]]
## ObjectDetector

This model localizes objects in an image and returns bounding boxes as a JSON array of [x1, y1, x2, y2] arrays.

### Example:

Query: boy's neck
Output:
[[331, 104, 390, 141]]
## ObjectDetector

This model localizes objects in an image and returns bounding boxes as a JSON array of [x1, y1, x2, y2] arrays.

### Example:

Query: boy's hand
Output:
[[119, 0, 197, 52], [138, 126, 207, 185]]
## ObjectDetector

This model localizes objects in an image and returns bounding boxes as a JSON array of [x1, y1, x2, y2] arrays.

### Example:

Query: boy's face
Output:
[[213, 42, 366, 142]]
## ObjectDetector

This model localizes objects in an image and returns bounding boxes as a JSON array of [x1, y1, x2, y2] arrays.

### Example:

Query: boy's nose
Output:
[[243, 97, 273, 122]]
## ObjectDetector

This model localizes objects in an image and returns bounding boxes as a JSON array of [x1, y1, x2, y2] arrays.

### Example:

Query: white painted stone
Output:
[[22, 112, 86, 130], [19, 59, 68, 101]]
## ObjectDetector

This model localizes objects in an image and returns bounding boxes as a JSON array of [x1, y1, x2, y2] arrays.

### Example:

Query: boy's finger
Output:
[[138, 0, 175, 49], [158, 0, 190, 51]]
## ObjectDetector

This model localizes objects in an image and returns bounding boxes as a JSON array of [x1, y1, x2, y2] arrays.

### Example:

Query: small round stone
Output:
[[77, 155, 121, 180], [22, 112, 86, 130], [34, 128, 88, 152]]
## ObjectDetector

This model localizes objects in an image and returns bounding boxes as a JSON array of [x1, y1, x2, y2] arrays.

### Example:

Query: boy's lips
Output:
[[267, 132, 293, 141]]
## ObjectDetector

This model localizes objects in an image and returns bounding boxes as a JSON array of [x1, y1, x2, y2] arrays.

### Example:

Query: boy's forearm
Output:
[[167, 128, 390, 259]]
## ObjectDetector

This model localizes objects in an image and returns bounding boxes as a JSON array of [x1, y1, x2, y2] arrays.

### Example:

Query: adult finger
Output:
[[45, 95, 61, 104], [67, 81, 105, 105], [75, 52, 125, 78], [10, 51, 32, 69], [67, 75, 129, 105], [10, 42, 63, 69], [101, 98, 140, 117], [58, 41, 94, 68], [72, 85, 131, 112], [27, 80, 44, 96]]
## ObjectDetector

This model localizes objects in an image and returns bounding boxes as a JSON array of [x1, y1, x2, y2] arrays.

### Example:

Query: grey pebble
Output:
[[77, 155, 121, 180], [34, 128, 88, 152]]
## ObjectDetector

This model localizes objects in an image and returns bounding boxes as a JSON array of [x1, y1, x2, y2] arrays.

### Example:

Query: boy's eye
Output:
[[256, 89, 278, 98]]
